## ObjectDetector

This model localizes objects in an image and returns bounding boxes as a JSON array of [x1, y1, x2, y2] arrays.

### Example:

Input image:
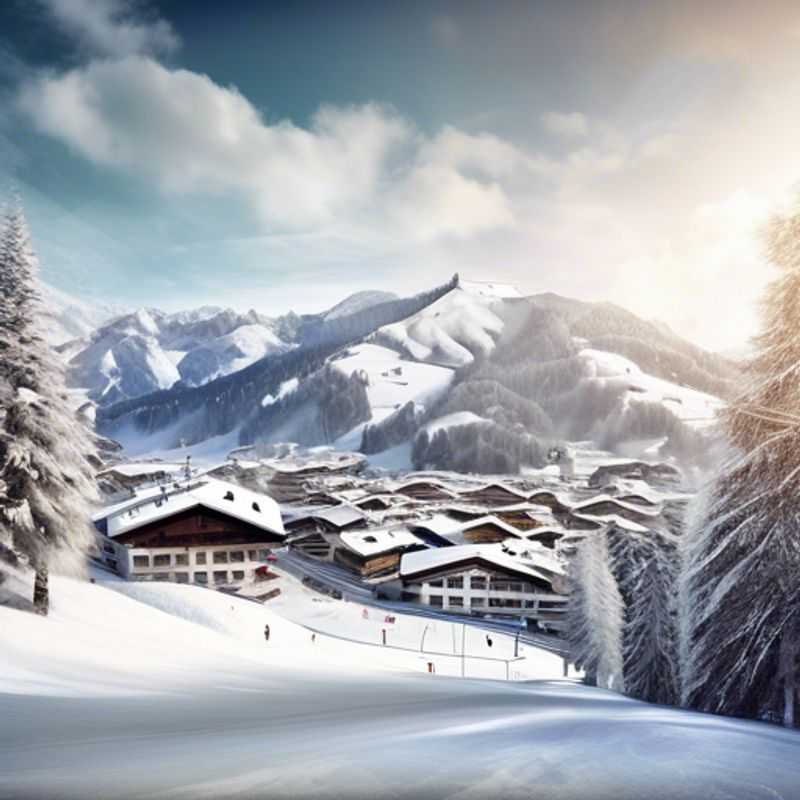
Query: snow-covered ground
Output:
[[3, 568, 800, 799], [580, 348, 723, 428], [379, 283, 508, 368], [332, 343, 454, 428]]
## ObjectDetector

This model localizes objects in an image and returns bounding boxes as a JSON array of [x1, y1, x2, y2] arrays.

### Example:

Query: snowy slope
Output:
[[378, 283, 510, 367], [3, 570, 800, 798], [323, 290, 398, 320], [63, 307, 292, 404], [579, 348, 723, 427], [331, 343, 454, 427]]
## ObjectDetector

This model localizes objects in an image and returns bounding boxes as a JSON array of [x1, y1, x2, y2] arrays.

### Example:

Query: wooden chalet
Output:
[[457, 483, 529, 507], [93, 477, 285, 586]]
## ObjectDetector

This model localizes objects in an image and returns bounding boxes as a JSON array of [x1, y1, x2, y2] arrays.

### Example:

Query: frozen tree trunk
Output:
[[781, 634, 797, 728], [33, 565, 48, 616]]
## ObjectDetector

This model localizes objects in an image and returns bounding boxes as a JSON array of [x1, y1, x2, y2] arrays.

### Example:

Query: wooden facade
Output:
[[112, 506, 284, 549]]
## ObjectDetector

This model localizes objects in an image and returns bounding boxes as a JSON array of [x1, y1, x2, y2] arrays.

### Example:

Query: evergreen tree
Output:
[[566, 531, 625, 691], [0, 201, 99, 614], [618, 536, 681, 705], [681, 201, 800, 726]]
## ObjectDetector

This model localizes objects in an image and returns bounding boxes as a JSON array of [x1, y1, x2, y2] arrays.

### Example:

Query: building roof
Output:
[[339, 527, 425, 558], [98, 461, 184, 478], [412, 513, 525, 541], [101, 477, 285, 539], [400, 544, 557, 585], [571, 494, 661, 517]]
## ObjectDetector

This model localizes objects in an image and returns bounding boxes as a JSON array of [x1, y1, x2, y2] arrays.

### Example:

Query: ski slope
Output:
[[579, 348, 723, 427], [3, 569, 800, 798]]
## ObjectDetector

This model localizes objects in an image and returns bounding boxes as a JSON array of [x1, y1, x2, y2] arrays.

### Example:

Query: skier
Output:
[[264, 623, 270, 642]]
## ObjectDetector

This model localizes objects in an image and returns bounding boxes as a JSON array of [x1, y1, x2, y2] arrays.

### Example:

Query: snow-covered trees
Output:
[[566, 532, 625, 691], [0, 201, 99, 614], [609, 526, 681, 705], [680, 201, 800, 726]]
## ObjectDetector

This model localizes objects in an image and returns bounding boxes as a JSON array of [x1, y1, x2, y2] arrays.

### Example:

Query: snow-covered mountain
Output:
[[94, 277, 737, 472], [59, 306, 291, 406], [57, 289, 410, 408]]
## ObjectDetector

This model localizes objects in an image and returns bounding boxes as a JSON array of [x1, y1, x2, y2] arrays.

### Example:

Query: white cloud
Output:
[[39, 0, 179, 56], [541, 111, 588, 138], [18, 56, 519, 241]]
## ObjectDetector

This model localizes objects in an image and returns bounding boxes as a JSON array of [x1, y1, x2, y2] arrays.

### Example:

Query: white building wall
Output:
[[402, 566, 568, 627]]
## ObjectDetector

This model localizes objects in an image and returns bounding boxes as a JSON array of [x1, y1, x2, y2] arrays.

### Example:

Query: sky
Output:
[[2, 0, 800, 351]]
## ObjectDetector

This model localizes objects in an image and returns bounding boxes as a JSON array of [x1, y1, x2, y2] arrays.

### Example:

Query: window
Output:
[[448, 596, 464, 607], [252, 502, 261, 512], [103, 543, 115, 554], [232, 570, 245, 581], [429, 595, 443, 607], [175, 572, 189, 583], [428, 579, 443, 588], [471, 597, 485, 607], [153, 554, 170, 567], [447, 577, 463, 589], [470, 576, 486, 590], [213, 570, 228, 584], [195, 551, 207, 565], [213, 551, 228, 564], [524, 600, 535, 608], [230, 551, 245, 563], [194, 572, 207, 584], [248, 550, 257, 561], [258, 549, 271, 560], [509, 582, 523, 593], [133, 555, 149, 568], [153, 573, 170, 582], [175, 553, 189, 566]]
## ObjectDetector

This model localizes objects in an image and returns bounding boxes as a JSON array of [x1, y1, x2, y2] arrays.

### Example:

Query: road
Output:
[[276, 548, 568, 657]]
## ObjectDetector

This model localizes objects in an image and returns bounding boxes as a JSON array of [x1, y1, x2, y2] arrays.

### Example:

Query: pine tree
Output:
[[566, 531, 625, 691], [608, 524, 681, 705], [681, 201, 800, 726], [0, 200, 99, 614]]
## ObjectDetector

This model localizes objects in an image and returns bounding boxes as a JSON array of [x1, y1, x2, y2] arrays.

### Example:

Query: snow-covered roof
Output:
[[571, 494, 661, 517], [499, 542, 566, 576], [458, 482, 530, 500], [400, 544, 556, 585], [574, 514, 651, 533], [410, 513, 523, 540], [285, 504, 367, 530], [98, 461, 184, 478], [339, 527, 424, 557], [102, 477, 285, 539]]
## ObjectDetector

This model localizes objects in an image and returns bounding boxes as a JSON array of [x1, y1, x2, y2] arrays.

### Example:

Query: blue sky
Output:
[[3, 0, 800, 349]]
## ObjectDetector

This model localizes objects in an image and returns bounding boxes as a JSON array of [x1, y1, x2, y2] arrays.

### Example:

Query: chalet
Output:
[[92, 477, 285, 586], [410, 514, 525, 547], [526, 490, 572, 515], [571, 495, 661, 525], [283, 504, 367, 534], [355, 494, 397, 512], [334, 527, 427, 578], [587, 461, 681, 489], [391, 479, 456, 502], [457, 482, 530, 507], [394, 544, 569, 630], [523, 526, 568, 549], [492, 503, 554, 531], [97, 461, 183, 493]]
